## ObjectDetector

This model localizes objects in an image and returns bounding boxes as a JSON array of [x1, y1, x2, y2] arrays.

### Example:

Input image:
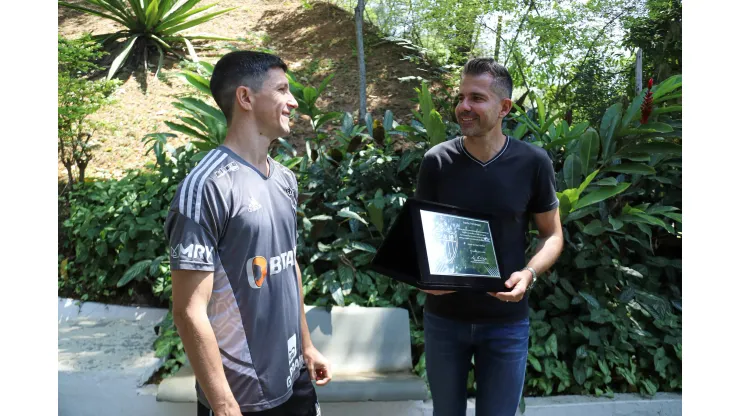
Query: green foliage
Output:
[[514, 75, 682, 397], [58, 0, 236, 79], [58, 35, 121, 185], [59, 59, 681, 398], [59, 142, 196, 303]]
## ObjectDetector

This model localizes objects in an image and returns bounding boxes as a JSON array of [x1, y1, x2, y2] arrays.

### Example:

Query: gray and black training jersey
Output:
[[164, 145, 304, 413]]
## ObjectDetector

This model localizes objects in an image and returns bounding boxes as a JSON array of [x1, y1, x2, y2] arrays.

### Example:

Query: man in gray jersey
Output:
[[165, 51, 331, 416]]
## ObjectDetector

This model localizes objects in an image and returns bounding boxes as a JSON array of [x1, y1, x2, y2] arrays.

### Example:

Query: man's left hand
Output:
[[488, 270, 532, 303], [304, 345, 332, 386]]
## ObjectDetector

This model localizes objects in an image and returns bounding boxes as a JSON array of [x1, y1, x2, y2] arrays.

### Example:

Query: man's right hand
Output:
[[213, 401, 242, 416], [421, 289, 456, 295]]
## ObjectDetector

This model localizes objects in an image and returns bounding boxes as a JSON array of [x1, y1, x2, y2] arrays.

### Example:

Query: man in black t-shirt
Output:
[[415, 58, 564, 416]]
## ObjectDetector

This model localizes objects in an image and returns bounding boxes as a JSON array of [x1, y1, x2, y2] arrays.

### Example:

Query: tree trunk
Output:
[[494, 15, 503, 62], [355, 0, 367, 124], [635, 48, 643, 93]]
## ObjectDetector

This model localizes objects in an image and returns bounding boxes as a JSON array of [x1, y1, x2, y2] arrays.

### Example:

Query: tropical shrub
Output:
[[58, 35, 121, 185], [58, 0, 235, 79], [509, 75, 682, 398]]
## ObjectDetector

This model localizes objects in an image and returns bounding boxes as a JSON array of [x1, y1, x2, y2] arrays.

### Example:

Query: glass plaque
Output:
[[419, 209, 501, 278]]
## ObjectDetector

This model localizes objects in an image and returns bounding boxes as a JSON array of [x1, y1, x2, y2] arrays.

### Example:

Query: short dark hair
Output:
[[210, 51, 288, 124], [461, 58, 513, 100]]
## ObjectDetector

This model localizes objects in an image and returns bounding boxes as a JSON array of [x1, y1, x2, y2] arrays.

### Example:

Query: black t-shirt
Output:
[[415, 136, 559, 323]]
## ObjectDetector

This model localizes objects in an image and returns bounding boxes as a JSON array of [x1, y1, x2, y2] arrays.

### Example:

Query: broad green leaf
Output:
[[350, 241, 377, 253], [165, 121, 211, 142], [329, 280, 345, 306], [154, 44, 164, 77], [117, 259, 151, 287], [545, 333, 558, 358], [528, 356, 542, 372], [646, 205, 679, 214], [383, 110, 394, 132], [107, 34, 140, 80], [303, 86, 318, 108], [562, 188, 580, 206], [563, 154, 583, 189], [310, 215, 332, 221], [59, 2, 129, 26], [608, 216, 624, 230], [178, 97, 226, 124], [660, 212, 682, 223], [160, 8, 236, 36], [317, 73, 335, 96], [582, 220, 606, 236], [427, 110, 446, 146], [573, 183, 630, 211], [594, 177, 618, 186], [179, 70, 210, 94], [579, 128, 600, 173], [145, 0, 160, 29], [573, 362, 587, 385], [397, 151, 416, 173], [599, 103, 622, 160], [618, 142, 681, 155], [557, 193, 572, 217], [654, 92, 682, 104], [621, 154, 652, 162], [338, 264, 354, 296], [577, 170, 600, 197], [620, 122, 673, 135], [338, 208, 368, 225], [512, 123, 528, 140], [542, 112, 562, 136], [366, 203, 384, 232], [566, 121, 589, 139], [653, 105, 682, 115], [419, 82, 433, 122], [621, 89, 646, 130], [579, 291, 601, 309], [632, 212, 670, 231], [313, 112, 343, 131], [534, 93, 546, 129], [652, 75, 682, 100], [341, 112, 354, 136], [603, 163, 656, 175]]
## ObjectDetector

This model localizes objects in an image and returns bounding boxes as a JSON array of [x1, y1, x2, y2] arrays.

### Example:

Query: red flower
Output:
[[640, 78, 654, 124]]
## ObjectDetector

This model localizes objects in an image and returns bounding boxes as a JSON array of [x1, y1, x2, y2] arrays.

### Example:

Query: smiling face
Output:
[[455, 72, 512, 138], [249, 68, 298, 139]]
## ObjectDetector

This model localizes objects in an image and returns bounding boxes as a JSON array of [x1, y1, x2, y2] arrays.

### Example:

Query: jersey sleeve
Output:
[[164, 177, 226, 272], [528, 150, 560, 214]]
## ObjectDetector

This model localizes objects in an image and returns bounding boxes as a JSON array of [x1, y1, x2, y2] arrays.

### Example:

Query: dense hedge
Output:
[[59, 73, 682, 398]]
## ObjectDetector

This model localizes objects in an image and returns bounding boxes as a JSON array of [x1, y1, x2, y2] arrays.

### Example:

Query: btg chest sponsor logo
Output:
[[171, 243, 214, 264], [246, 247, 297, 289], [286, 333, 303, 389]]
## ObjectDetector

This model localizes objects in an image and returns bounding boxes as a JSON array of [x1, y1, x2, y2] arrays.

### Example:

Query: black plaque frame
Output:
[[370, 198, 511, 293]]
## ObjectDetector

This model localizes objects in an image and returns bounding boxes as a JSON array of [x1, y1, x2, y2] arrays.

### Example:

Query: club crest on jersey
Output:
[[246, 247, 297, 289]]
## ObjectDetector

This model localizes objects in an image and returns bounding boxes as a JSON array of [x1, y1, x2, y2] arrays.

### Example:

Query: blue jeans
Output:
[[424, 310, 529, 416]]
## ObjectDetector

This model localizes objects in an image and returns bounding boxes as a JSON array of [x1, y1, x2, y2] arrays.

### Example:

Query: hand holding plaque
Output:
[[370, 198, 513, 293]]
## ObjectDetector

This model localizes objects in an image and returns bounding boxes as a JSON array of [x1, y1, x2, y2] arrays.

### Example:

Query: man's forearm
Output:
[[527, 232, 563, 276], [295, 265, 314, 350], [174, 311, 237, 411]]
